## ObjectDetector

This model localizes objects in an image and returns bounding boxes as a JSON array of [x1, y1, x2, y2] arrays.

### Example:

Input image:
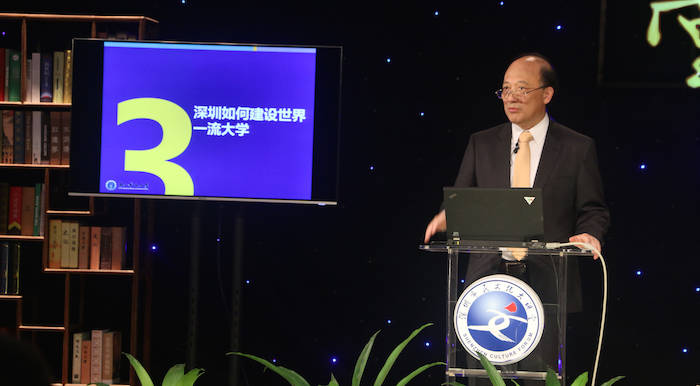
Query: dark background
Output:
[[4, 1, 700, 385]]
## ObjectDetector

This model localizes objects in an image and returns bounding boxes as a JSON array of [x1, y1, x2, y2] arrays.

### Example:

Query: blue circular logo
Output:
[[105, 180, 117, 191], [454, 274, 544, 365]]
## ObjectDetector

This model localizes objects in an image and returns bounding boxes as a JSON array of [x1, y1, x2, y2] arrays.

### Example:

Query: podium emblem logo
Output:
[[454, 274, 544, 365]]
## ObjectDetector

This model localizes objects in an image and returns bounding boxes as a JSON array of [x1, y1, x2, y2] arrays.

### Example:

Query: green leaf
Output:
[[162, 364, 185, 386], [511, 381, 520, 386], [175, 368, 205, 386], [87, 383, 110, 386], [373, 323, 433, 386], [569, 372, 588, 386], [442, 382, 467, 386], [545, 367, 561, 386], [325, 373, 340, 386], [396, 362, 445, 386], [228, 352, 311, 386], [600, 376, 625, 386], [477, 352, 506, 386], [353, 331, 380, 386], [123, 353, 155, 386]]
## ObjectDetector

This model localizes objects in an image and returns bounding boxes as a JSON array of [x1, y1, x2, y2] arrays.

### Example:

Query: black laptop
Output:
[[443, 187, 545, 247]]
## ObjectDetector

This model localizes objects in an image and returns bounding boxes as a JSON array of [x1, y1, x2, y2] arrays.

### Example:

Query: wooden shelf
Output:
[[0, 101, 71, 108], [0, 163, 70, 169], [19, 325, 66, 332], [0, 234, 44, 241], [0, 295, 22, 300], [44, 268, 135, 275], [46, 210, 92, 216]]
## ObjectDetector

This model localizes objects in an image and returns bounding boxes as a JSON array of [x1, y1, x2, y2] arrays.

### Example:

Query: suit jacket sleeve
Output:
[[572, 138, 610, 242]]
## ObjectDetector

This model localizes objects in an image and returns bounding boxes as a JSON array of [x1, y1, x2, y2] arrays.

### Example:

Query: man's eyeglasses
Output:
[[495, 85, 548, 99]]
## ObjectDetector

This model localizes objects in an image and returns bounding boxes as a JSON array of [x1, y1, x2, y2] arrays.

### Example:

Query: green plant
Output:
[[443, 352, 624, 386], [228, 322, 445, 386], [89, 353, 204, 386]]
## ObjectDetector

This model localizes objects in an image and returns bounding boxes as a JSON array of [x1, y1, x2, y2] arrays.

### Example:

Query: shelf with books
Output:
[[1, 12, 157, 386]]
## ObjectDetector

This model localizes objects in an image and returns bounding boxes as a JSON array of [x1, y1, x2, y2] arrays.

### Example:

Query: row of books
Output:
[[0, 183, 45, 236], [0, 48, 73, 103], [72, 330, 122, 384], [48, 221, 127, 270], [0, 242, 20, 295], [1, 109, 71, 165]]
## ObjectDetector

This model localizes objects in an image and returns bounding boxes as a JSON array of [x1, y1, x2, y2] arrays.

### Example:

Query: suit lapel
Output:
[[534, 120, 562, 188], [494, 124, 511, 188]]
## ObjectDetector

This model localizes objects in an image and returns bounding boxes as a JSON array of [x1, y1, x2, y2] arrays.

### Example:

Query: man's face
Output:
[[501, 57, 553, 130]]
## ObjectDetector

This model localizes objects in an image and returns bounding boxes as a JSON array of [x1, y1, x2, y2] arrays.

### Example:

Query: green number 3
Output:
[[117, 98, 194, 196]]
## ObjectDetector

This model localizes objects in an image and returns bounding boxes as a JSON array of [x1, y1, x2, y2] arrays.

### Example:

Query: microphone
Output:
[[514, 142, 520, 154]]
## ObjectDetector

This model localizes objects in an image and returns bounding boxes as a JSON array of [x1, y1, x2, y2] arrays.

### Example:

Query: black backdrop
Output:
[[5, 1, 700, 385]]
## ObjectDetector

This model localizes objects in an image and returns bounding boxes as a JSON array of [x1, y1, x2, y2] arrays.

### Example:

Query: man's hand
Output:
[[424, 210, 447, 243], [569, 233, 601, 259]]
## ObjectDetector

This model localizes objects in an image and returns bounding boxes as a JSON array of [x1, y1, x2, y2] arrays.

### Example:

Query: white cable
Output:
[[545, 242, 606, 386]]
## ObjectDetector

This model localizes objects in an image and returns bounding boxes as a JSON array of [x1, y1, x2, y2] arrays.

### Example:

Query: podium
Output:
[[421, 243, 594, 385]]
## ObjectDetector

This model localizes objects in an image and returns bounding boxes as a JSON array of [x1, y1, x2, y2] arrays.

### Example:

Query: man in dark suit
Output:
[[423, 54, 610, 383], [424, 53, 609, 258]]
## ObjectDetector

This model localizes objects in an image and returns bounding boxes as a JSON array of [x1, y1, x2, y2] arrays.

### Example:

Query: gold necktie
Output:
[[512, 131, 533, 188]]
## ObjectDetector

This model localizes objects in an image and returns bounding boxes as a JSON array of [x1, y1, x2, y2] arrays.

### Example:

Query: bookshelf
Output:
[[0, 13, 158, 386]]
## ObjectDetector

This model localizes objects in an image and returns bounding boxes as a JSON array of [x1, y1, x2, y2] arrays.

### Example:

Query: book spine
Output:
[[69, 221, 79, 268], [100, 227, 112, 270], [24, 111, 32, 164], [4, 50, 8, 101], [7, 50, 20, 102], [31, 111, 41, 164], [33, 183, 41, 236], [0, 49, 5, 101], [0, 182, 8, 234], [40, 111, 49, 164], [53, 51, 65, 104], [20, 186, 35, 236], [7, 186, 22, 235], [102, 332, 114, 383], [61, 111, 71, 165], [90, 226, 101, 269], [13, 111, 24, 164], [38, 183, 45, 237], [2, 110, 13, 164], [25, 58, 31, 103], [64, 50, 72, 104], [61, 221, 70, 268], [72, 332, 84, 383], [81, 339, 92, 384], [31, 53, 41, 103], [8, 242, 19, 294], [78, 226, 90, 269], [112, 331, 122, 383], [48, 219, 62, 268], [111, 227, 126, 270], [90, 330, 104, 384], [49, 111, 61, 165], [40, 53, 53, 103], [0, 242, 8, 294]]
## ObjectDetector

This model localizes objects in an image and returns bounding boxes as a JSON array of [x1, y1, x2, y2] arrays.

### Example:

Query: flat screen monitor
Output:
[[69, 39, 341, 205]]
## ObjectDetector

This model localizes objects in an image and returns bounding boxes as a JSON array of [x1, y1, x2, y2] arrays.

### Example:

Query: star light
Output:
[[386, 58, 391, 63], [499, 1, 505, 5], [636, 270, 642, 276], [387, 319, 392, 324], [331, 357, 338, 364], [434, 11, 439, 16], [640, 164, 646, 169], [556, 25, 562, 30]]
